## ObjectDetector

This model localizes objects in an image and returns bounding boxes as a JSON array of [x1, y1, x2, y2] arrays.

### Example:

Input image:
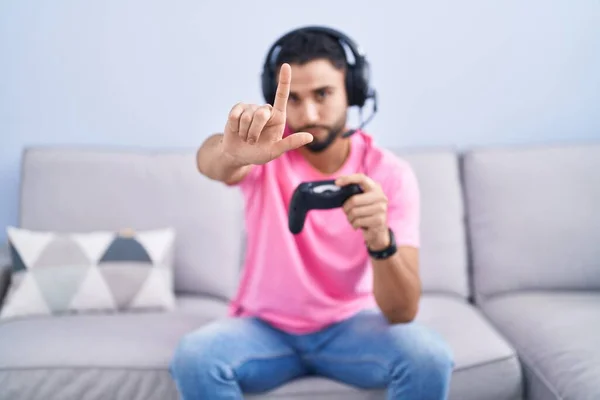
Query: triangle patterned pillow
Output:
[[1, 226, 176, 320]]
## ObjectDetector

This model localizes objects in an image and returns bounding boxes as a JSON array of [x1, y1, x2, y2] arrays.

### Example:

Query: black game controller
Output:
[[288, 179, 363, 234]]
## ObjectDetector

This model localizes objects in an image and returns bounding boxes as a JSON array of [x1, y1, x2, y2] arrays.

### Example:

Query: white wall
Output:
[[1, 0, 599, 241]]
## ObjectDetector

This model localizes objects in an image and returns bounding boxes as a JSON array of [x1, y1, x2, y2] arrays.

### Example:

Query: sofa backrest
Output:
[[462, 143, 600, 302], [18, 147, 245, 301], [393, 149, 470, 299], [17, 146, 472, 302]]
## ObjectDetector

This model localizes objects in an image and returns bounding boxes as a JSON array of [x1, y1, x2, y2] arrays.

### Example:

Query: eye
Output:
[[288, 93, 299, 104], [315, 88, 329, 101], [315, 88, 331, 102]]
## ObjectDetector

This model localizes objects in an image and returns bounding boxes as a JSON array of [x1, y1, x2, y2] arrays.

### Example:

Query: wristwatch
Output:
[[367, 228, 397, 259]]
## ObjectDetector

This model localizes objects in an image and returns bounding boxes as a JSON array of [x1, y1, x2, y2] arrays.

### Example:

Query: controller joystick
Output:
[[288, 179, 363, 234]]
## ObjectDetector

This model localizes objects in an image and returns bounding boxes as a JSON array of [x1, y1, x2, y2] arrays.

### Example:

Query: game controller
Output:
[[288, 179, 363, 234]]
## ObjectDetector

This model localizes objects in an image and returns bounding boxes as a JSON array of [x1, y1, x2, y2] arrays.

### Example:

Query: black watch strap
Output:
[[367, 228, 397, 259]]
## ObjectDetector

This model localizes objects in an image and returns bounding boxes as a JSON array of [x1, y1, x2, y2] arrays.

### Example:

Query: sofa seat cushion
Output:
[[247, 295, 522, 400], [0, 295, 520, 400], [419, 295, 522, 400], [481, 291, 600, 400], [0, 296, 228, 400]]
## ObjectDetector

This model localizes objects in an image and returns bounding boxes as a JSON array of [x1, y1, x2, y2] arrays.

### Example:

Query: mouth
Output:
[[304, 127, 329, 137]]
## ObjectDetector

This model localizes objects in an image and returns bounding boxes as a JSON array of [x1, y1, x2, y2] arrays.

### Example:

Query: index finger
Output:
[[335, 173, 378, 191], [273, 63, 291, 112]]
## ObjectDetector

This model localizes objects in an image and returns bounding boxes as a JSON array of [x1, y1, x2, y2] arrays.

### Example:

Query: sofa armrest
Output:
[[0, 241, 11, 308]]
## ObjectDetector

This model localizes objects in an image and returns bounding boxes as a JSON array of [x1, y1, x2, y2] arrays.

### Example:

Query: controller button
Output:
[[312, 184, 340, 194]]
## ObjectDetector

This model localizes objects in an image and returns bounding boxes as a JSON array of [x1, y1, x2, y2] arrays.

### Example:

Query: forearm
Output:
[[334, 171, 422, 324], [371, 250, 421, 324], [196, 134, 252, 184]]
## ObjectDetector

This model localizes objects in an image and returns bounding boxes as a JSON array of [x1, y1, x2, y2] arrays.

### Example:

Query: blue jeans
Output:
[[169, 308, 454, 399]]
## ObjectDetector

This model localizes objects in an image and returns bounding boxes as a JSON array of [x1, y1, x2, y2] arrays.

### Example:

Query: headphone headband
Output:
[[261, 26, 375, 108]]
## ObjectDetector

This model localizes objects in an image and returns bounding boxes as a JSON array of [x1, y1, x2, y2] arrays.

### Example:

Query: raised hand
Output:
[[221, 63, 313, 166]]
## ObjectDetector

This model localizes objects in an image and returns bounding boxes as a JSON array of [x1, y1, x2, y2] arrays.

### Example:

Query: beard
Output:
[[290, 112, 348, 153]]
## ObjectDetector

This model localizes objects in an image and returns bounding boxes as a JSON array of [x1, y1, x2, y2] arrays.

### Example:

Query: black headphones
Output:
[[261, 26, 377, 109]]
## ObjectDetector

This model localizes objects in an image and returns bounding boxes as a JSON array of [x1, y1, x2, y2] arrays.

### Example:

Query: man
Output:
[[170, 26, 454, 399]]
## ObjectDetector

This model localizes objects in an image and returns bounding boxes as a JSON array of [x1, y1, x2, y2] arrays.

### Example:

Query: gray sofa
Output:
[[0, 142, 598, 400]]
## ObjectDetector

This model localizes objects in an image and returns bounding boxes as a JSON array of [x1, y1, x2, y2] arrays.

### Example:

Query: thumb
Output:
[[271, 132, 313, 157]]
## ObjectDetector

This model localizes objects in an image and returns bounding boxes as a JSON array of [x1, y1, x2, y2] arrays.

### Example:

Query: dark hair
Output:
[[274, 30, 347, 71]]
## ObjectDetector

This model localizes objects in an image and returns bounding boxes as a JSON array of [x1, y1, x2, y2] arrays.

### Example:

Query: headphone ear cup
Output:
[[346, 65, 358, 107], [346, 58, 370, 107], [353, 58, 371, 108], [261, 70, 275, 105]]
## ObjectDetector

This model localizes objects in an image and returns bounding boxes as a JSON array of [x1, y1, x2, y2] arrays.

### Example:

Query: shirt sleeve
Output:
[[385, 161, 421, 248], [224, 164, 263, 188]]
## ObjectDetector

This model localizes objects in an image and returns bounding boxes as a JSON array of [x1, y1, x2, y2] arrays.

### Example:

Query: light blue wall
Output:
[[1, 1, 599, 242]]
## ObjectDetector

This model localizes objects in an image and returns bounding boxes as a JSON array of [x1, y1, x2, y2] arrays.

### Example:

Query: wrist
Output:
[[366, 228, 391, 251], [366, 227, 397, 260], [218, 141, 248, 170]]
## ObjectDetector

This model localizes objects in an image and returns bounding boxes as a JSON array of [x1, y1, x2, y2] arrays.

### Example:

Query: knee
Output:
[[169, 330, 234, 382], [413, 339, 454, 382], [169, 332, 206, 378], [391, 329, 454, 387]]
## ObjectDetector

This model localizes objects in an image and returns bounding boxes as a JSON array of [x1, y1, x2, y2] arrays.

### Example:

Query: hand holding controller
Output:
[[288, 179, 363, 234]]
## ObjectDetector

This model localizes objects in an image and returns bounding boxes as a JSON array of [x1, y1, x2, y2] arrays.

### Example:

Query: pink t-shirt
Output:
[[227, 130, 420, 334]]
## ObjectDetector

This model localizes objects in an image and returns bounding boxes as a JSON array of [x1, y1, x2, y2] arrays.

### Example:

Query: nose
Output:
[[300, 102, 319, 125]]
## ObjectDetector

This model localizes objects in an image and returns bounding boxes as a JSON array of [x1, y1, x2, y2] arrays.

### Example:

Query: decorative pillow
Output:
[[1, 226, 176, 320]]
